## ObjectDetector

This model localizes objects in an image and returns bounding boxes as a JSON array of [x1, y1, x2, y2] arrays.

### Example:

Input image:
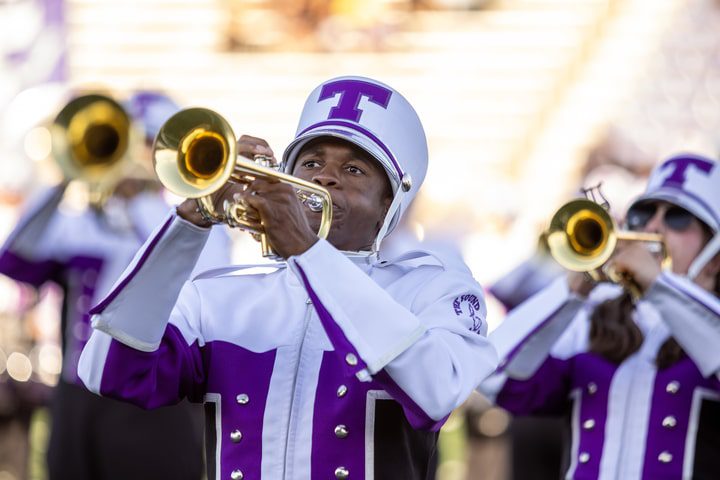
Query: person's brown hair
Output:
[[589, 292, 643, 364], [590, 220, 718, 368]]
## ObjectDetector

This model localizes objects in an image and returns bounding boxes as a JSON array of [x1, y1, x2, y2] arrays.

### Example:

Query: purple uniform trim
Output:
[[0, 247, 104, 384], [100, 323, 276, 480], [498, 354, 616, 478], [498, 356, 574, 416], [294, 263, 370, 378], [312, 351, 369, 479], [100, 323, 206, 408], [296, 263, 446, 431], [0, 249, 62, 287], [90, 214, 174, 315], [642, 358, 702, 479], [297, 120, 404, 179], [202, 340, 276, 480], [570, 353, 615, 479]]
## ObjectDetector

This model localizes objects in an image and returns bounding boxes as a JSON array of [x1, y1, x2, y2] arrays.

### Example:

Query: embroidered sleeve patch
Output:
[[453, 294, 484, 334]]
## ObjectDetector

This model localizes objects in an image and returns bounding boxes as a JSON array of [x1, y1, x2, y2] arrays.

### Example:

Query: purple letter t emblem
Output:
[[660, 156, 714, 188], [318, 80, 392, 123]]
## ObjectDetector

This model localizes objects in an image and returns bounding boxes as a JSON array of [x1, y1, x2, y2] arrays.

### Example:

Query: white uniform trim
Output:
[[91, 315, 160, 352], [204, 393, 222, 480], [649, 272, 720, 376], [365, 390, 392, 480], [688, 232, 720, 280], [683, 387, 720, 479], [77, 330, 113, 394], [565, 388, 582, 480], [261, 346, 296, 480]]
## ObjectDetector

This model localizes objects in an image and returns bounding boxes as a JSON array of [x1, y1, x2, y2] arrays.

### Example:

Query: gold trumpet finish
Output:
[[153, 108, 332, 258], [546, 199, 670, 295], [154, 107, 237, 199], [51, 94, 132, 204], [547, 199, 617, 272]]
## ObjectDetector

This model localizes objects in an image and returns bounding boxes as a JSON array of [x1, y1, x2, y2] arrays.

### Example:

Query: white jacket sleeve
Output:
[[490, 277, 584, 379], [646, 271, 720, 377], [87, 211, 211, 351]]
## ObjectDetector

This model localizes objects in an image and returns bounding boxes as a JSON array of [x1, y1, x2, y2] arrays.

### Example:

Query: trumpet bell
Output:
[[51, 94, 131, 184], [153, 108, 237, 199], [546, 199, 618, 272]]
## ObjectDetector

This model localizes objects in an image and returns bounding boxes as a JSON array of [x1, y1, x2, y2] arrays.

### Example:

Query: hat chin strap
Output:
[[688, 232, 720, 280], [373, 186, 407, 252]]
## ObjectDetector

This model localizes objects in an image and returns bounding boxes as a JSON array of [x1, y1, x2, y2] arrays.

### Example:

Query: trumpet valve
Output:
[[297, 190, 324, 212], [253, 154, 278, 169]]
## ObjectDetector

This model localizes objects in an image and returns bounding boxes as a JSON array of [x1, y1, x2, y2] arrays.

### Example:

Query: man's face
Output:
[[292, 137, 393, 252]]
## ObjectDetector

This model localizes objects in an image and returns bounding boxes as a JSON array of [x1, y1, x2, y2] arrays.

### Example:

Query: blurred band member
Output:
[[0, 92, 230, 480]]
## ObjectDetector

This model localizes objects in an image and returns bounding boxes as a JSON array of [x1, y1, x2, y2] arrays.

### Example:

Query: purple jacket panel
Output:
[[297, 263, 446, 431], [202, 340, 276, 480], [497, 356, 573, 416], [569, 353, 616, 478], [0, 249, 63, 288], [100, 323, 206, 408], [643, 357, 718, 479], [311, 350, 374, 479]]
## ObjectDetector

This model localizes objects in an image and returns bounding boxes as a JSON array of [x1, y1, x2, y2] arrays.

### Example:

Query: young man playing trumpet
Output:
[[78, 76, 498, 479]]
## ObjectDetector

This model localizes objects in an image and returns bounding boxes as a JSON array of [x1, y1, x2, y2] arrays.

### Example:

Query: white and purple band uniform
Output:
[[77, 76, 499, 480], [479, 154, 720, 480]]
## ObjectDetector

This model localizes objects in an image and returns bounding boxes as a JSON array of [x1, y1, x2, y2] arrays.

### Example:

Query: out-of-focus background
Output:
[[1, 0, 719, 479]]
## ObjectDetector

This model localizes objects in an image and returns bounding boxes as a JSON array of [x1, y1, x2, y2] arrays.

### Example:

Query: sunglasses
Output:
[[626, 203, 695, 232]]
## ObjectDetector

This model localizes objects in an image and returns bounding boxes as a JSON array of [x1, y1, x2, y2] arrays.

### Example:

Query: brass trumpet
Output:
[[152, 107, 332, 258], [51, 94, 132, 205], [545, 199, 670, 295]]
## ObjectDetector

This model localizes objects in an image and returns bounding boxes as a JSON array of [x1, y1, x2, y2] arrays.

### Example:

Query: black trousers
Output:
[[47, 381, 204, 480]]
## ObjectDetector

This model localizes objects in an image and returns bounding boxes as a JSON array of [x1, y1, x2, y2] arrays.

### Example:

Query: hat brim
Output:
[[628, 188, 719, 232], [282, 126, 401, 193]]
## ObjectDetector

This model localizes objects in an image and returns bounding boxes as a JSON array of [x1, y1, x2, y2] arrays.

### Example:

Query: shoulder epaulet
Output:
[[192, 263, 287, 281], [378, 249, 449, 270]]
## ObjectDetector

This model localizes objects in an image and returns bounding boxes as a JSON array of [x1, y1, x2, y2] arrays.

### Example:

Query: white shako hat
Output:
[[627, 153, 720, 279], [282, 76, 428, 254]]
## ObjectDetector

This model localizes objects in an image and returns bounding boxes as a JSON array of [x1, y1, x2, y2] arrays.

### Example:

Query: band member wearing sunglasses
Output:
[[76, 76, 498, 479], [479, 153, 720, 480], [0, 92, 230, 480]]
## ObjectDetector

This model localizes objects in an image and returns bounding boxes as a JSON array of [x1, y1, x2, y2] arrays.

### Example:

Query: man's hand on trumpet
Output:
[[176, 135, 319, 259]]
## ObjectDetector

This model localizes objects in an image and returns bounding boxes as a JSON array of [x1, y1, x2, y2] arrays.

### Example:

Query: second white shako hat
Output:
[[628, 153, 720, 279]]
